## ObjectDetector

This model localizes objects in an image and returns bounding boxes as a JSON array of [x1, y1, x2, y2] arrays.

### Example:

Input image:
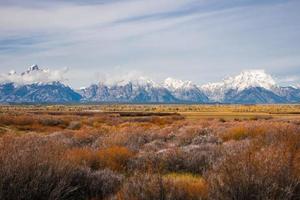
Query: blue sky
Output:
[[0, 0, 299, 88]]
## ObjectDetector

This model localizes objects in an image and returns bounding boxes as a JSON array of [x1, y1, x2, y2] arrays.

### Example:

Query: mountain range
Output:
[[0, 65, 299, 104]]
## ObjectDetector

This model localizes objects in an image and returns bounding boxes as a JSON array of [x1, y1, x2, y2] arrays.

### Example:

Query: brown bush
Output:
[[0, 135, 123, 200], [117, 173, 165, 200], [130, 145, 220, 175], [67, 121, 81, 130], [97, 146, 135, 172], [163, 173, 208, 200], [221, 123, 269, 142], [207, 138, 300, 200], [221, 125, 248, 141], [100, 125, 161, 150], [64, 147, 99, 170], [39, 117, 67, 127], [73, 129, 99, 146], [118, 173, 207, 200]]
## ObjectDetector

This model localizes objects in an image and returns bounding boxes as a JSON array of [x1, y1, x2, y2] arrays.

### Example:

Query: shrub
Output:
[[117, 173, 165, 200], [130, 145, 220, 175], [67, 121, 81, 130], [163, 173, 208, 200], [39, 118, 66, 127], [79, 168, 124, 200], [64, 147, 99, 170], [97, 146, 135, 172], [101, 125, 160, 151], [219, 118, 226, 123], [221, 126, 248, 141], [207, 142, 300, 200], [73, 130, 98, 146], [0, 135, 123, 200], [118, 173, 208, 200], [176, 126, 211, 146]]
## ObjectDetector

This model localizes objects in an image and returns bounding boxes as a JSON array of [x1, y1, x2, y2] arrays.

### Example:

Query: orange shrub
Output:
[[221, 124, 270, 141], [118, 173, 208, 200], [72, 129, 99, 146], [64, 147, 99, 169], [163, 173, 208, 200], [97, 146, 135, 172], [221, 126, 248, 141]]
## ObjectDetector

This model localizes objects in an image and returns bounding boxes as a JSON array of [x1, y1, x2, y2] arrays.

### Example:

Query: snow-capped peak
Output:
[[201, 69, 277, 101], [21, 64, 41, 75], [163, 77, 194, 90], [225, 70, 276, 91], [28, 64, 39, 71]]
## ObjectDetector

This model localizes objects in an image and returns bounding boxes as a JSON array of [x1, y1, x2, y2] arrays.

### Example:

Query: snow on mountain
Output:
[[80, 76, 179, 103], [0, 65, 299, 104], [80, 77, 210, 103], [163, 78, 194, 91], [163, 78, 209, 102], [0, 65, 81, 103], [201, 70, 277, 101]]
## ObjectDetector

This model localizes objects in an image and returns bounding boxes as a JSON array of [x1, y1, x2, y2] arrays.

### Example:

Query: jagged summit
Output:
[[163, 77, 194, 90], [21, 64, 41, 75], [201, 70, 278, 101], [28, 64, 39, 71], [227, 70, 276, 91]]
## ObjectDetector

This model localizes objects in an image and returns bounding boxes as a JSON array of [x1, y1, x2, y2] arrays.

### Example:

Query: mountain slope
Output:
[[164, 78, 209, 103], [273, 86, 300, 103], [0, 82, 82, 103], [224, 87, 287, 104], [80, 78, 178, 103]]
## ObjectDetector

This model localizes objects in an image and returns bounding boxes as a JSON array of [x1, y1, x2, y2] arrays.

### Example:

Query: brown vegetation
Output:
[[0, 105, 300, 200]]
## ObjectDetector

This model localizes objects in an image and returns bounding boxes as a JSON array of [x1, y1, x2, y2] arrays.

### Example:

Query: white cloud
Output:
[[94, 67, 152, 86], [0, 65, 68, 85]]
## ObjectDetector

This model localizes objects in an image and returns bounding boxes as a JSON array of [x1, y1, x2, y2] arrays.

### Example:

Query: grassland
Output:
[[0, 104, 300, 200]]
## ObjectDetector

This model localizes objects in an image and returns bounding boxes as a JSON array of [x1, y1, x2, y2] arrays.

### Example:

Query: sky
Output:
[[0, 0, 299, 88]]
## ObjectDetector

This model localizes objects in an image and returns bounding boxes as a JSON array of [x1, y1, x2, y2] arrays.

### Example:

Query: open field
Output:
[[0, 104, 300, 200]]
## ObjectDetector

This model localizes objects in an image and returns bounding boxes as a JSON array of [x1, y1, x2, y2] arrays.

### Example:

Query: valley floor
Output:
[[0, 104, 300, 200]]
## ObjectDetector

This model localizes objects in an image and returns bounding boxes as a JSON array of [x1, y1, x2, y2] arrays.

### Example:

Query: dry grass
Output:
[[0, 105, 300, 199]]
